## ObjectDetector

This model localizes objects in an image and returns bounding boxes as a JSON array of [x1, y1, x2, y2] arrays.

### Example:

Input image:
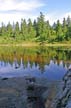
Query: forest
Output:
[[0, 12, 71, 44]]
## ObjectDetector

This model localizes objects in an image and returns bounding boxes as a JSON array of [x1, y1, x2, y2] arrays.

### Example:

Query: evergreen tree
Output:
[[6, 22, 13, 37], [21, 19, 28, 40], [50, 28, 56, 42], [46, 20, 51, 42], [14, 22, 20, 39], [0, 13, 71, 43], [55, 20, 63, 41], [66, 16, 71, 40], [62, 18, 67, 40], [33, 20, 37, 37], [66, 16, 71, 27], [37, 12, 47, 42], [27, 18, 36, 40], [0, 22, 6, 37], [66, 25, 71, 40], [51, 22, 57, 42]]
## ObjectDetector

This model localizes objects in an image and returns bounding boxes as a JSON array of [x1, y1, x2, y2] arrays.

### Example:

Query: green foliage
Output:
[[55, 20, 63, 41], [0, 12, 71, 43], [21, 19, 28, 40], [27, 18, 36, 40], [0, 22, 6, 37], [37, 12, 48, 42], [62, 18, 67, 40], [6, 22, 13, 37], [14, 22, 20, 38]]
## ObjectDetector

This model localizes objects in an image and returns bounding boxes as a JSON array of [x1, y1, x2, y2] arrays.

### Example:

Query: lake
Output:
[[0, 46, 71, 80], [0, 46, 71, 108]]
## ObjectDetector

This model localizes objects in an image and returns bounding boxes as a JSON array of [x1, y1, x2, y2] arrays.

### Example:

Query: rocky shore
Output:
[[0, 68, 71, 108], [52, 68, 71, 108], [0, 76, 61, 108]]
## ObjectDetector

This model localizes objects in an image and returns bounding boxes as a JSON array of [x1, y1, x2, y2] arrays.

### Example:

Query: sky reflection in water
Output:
[[0, 47, 71, 80]]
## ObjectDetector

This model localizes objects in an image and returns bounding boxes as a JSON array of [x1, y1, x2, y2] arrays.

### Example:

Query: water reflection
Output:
[[0, 47, 71, 80], [0, 47, 71, 108]]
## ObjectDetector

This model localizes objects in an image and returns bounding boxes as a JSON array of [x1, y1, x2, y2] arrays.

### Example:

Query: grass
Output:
[[0, 37, 71, 47]]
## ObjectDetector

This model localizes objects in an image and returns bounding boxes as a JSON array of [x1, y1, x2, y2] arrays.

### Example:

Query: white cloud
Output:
[[0, 0, 71, 26], [0, 0, 44, 11], [0, 0, 45, 25], [45, 12, 59, 25], [0, 0, 14, 11], [45, 12, 71, 25], [63, 12, 71, 18], [0, 13, 38, 25]]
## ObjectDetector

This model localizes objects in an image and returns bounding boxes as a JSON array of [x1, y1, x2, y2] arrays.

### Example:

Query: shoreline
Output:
[[0, 43, 71, 47]]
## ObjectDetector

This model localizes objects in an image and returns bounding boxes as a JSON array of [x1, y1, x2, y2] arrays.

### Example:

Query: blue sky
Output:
[[0, 0, 71, 25]]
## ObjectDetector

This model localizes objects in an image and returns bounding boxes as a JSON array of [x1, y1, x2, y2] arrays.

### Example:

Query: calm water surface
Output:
[[0, 46, 71, 108], [0, 46, 71, 80]]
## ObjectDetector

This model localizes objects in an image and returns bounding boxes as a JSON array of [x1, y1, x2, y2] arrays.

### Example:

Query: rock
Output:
[[52, 69, 71, 108], [2, 78, 8, 80]]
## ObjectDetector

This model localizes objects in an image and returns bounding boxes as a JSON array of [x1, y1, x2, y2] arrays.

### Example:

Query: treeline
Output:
[[0, 12, 71, 43]]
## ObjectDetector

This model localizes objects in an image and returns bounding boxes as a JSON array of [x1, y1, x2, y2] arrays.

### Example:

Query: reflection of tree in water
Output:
[[13, 51, 20, 69], [38, 62, 45, 73], [0, 47, 71, 70], [36, 51, 46, 73]]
